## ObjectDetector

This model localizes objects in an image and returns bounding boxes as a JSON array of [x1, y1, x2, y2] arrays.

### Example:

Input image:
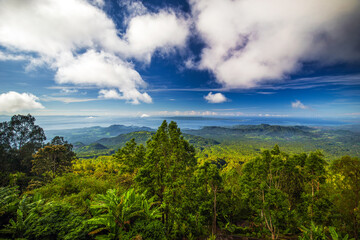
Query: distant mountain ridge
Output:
[[73, 130, 220, 158], [95, 131, 153, 149], [182, 124, 318, 140], [45, 124, 153, 144], [46, 123, 359, 159], [94, 131, 220, 150]]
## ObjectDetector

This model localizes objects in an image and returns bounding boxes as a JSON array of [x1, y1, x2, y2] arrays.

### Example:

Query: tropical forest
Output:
[[1, 0, 360, 239], [0, 114, 359, 240]]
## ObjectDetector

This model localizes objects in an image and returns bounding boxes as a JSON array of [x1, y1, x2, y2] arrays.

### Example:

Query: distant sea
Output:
[[0, 115, 357, 130]]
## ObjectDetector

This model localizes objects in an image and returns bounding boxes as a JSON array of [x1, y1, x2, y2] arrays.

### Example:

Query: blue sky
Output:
[[0, 0, 359, 120]]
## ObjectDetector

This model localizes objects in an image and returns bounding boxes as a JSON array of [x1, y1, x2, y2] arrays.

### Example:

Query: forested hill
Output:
[[53, 124, 360, 159], [45, 124, 153, 144], [184, 124, 316, 139], [74, 131, 220, 158], [183, 124, 360, 141], [95, 131, 153, 148]]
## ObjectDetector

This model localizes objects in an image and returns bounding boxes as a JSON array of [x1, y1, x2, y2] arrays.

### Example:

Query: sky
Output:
[[0, 0, 359, 120]]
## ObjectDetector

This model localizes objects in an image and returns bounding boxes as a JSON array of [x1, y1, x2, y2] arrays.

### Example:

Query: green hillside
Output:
[[72, 124, 360, 159], [45, 124, 153, 144]]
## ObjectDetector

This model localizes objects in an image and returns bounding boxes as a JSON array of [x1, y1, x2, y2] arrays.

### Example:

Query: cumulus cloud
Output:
[[190, 0, 360, 88], [0, 0, 125, 58], [55, 50, 152, 104], [0, 91, 44, 113], [0, 0, 190, 104], [125, 11, 190, 62], [291, 100, 308, 109], [204, 92, 228, 103], [98, 89, 123, 100]]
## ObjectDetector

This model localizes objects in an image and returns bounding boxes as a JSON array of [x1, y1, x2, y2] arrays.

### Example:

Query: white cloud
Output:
[[204, 92, 228, 103], [0, 0, 125, 58], [89, 0, 105, 8], [98, 88, 152, 105], [98, 89, 122, 100], [141, 113, 150, 118], [0, 51, 27, 61], [291, 100, 308, 109], [0, 0, 190, 104], [60, 88, 78, 94], [0, 0, 189, 62], [120, 0, 148, 24], [190, 0, 360, 88], [56, 50, 152, 104], [125, 11, 190, 62], [0, 91, 44, 113]]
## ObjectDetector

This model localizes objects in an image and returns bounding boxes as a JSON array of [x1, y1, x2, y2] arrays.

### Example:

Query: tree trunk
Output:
[[354, 214, 358, 240], [212, 185, 218, 235]]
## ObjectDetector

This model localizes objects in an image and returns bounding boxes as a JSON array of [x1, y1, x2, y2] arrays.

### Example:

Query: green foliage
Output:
[[113, 138, 146, 174], [1, 191, 91, 240], [135, 120, 197, 237], [298, 222, 326, 240], [329, 226, 354, 240], [0, 114, 46, 174], [126, 219, 166, 240], [241, 146, 293, 239], [27, 201, 90, 240], [194, 161, 222, 235], [88, 188, 162, 239], [0, 186, 20, 228], [1, 118, 359, 239], [1, 193, 42, 239], [33, 173, 114, 213], [0, 186, 20, 214], [31, 141, 76, 180], [329, 156, 360, 239]]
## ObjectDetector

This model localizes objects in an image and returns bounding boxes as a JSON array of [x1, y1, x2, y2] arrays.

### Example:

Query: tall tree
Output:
[[195, 162, 222, 235], [113, 138, 146, 174], [135, 121, 197, 237], [31, 137, 76, 180], [303, 151, 327, 227], [0, 114, 45, 173], [330, 156, 360, 239], [241, 146, 292, 239]]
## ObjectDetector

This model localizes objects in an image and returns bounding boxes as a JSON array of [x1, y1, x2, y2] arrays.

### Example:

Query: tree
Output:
[[241, 146, 292, 239], [330, 156, 360, 239], [195, 162, 222, 235], [135, 120, 197, 237], [113, 138, 146, 174], [32, 137, 76, 180], [0, 114, 45, 173], [302, 151, 328, 228]]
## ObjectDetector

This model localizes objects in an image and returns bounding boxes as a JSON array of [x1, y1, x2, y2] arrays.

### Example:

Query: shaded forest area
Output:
[[1, 115, 359, 240]]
